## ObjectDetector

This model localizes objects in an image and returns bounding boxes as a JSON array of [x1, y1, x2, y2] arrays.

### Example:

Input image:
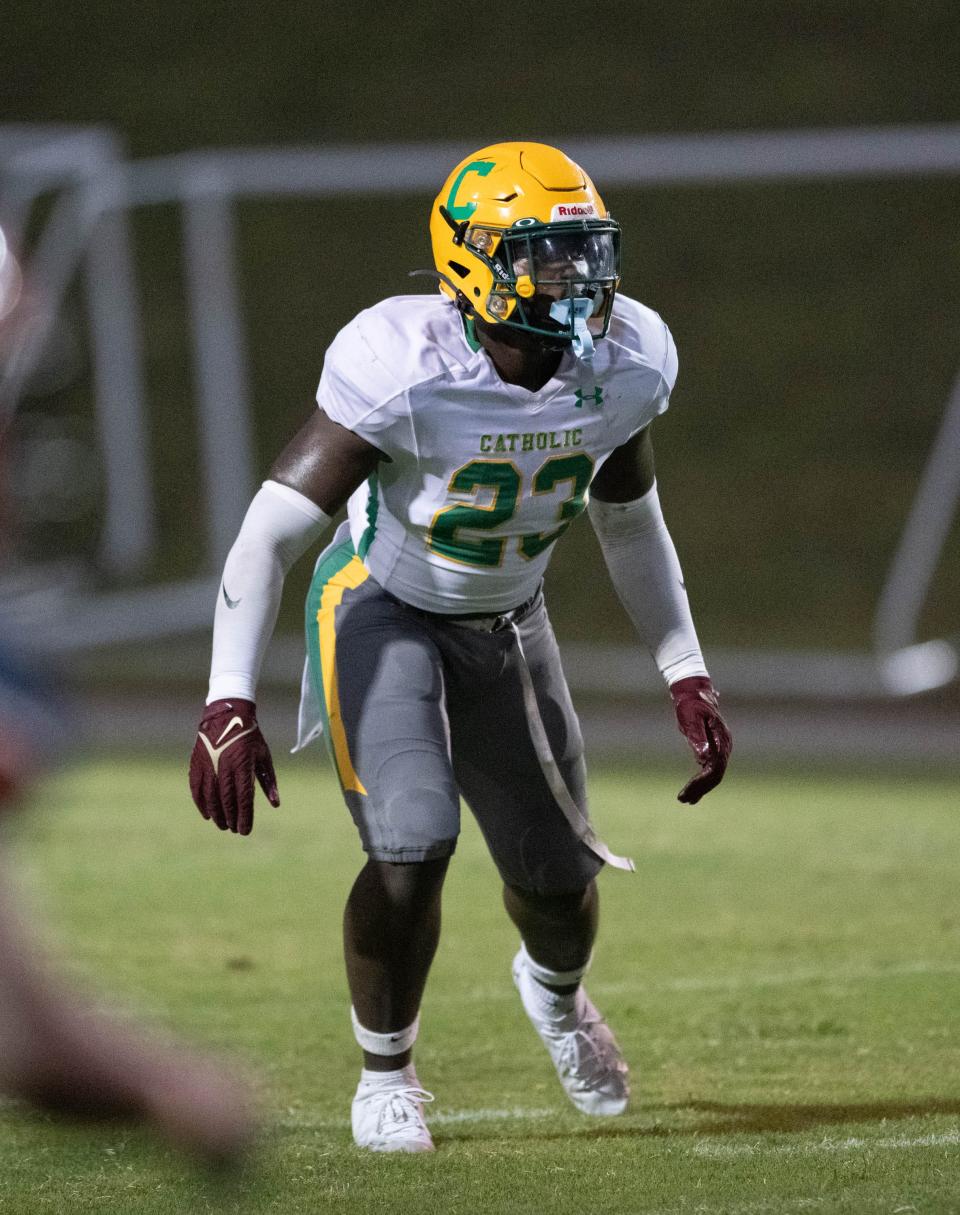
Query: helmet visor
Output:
[[506, 227, 620, 290], [521, 230, 618, 284]]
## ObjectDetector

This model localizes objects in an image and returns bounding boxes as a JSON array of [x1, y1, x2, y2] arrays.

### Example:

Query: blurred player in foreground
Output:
[[0, 286, 255, 1167], [190, 142, 732, 1151], [0, 646, 257, 1156], [0, 649, 255, 1164]]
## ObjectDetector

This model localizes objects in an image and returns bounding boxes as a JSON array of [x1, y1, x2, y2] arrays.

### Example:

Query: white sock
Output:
[[357, 1063, 418, 1090], [519, 944, 587, 1024], [528, 974, 581, 1022], [518, 966, 587, 1030]]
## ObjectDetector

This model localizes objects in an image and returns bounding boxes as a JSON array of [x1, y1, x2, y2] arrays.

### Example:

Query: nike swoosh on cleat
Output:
[[222, 584, 242, 609]]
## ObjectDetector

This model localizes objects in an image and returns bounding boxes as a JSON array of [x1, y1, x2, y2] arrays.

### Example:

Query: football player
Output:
[[190, 142, 732, 1152], [0, 642, 255, 1164], [0, 415, 254, 1163]]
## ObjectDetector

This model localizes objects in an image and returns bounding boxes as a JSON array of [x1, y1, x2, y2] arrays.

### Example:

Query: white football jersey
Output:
[[316, 292, 677, 613]]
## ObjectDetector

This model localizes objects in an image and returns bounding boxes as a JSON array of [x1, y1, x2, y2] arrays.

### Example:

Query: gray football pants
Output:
[[305, 539, 606, 895]]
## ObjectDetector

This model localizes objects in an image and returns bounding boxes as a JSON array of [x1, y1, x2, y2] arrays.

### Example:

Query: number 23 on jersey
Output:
[[428, 453, 595, 568]]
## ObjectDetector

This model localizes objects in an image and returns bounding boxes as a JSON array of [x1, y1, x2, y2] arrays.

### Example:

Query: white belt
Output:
[[508, 619, 635, 873]]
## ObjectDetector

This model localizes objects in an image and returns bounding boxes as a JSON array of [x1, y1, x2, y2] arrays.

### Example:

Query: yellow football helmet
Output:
[[427, 142, 621, 359]]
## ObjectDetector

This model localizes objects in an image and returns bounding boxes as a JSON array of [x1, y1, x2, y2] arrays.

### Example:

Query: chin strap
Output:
[[549, 297, 595, 360], [407, 269, 477, 317]]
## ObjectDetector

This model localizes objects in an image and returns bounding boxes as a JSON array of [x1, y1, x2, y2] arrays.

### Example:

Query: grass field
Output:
[[1, 755, 958, 1214]]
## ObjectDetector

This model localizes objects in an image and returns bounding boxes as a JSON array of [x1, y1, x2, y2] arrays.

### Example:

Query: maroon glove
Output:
[[189, 699, 279, 835], [670, 676, 732, 805]]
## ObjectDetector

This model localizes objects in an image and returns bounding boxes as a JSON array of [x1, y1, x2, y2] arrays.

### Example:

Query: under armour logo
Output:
[[574, 387, 603, 409]]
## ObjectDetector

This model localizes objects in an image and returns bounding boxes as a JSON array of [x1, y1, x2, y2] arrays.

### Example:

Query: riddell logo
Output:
[[551, 203, 598, 220]]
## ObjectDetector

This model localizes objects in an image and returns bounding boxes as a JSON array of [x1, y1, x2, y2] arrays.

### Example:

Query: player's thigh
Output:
[[307, 566, 461, 862], [443, 602, 601, 895]]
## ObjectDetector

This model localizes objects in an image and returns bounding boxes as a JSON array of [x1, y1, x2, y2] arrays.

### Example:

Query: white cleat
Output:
[[513, 949, 629, 1116], [351, 1078, 435, 1153]]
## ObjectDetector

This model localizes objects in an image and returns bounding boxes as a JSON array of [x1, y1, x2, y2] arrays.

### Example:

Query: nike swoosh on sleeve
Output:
[[222, 584, 242, 609]]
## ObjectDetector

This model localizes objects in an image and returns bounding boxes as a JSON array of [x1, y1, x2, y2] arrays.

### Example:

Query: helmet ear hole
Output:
[[473, 288, 481, 297], [447, 260, 470, 279]]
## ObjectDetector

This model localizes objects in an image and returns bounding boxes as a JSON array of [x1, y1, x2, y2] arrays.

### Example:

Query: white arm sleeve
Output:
[[207, 480, 331, 703], [588, 482, 709, 686]]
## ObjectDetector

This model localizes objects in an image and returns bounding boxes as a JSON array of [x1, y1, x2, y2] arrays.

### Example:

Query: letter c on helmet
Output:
[[445, 160, 495, 220]]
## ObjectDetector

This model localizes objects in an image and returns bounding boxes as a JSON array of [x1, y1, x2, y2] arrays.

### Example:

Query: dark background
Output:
[[5, 1, 960, 652], [7, 2, 960, 152]]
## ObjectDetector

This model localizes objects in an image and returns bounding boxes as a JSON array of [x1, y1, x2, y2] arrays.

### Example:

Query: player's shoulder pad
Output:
[[326, 295, 472, 404], [605, 293, 678, 395]]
